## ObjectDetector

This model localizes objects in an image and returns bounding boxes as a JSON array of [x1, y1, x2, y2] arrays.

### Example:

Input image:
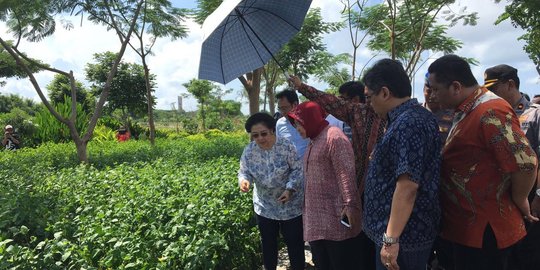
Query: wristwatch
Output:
[[382, 233, 399, 247], [536, 188, 540, 197]]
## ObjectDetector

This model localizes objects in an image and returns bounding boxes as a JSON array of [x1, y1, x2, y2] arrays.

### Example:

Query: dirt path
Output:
[[275, 242, 315, 270]]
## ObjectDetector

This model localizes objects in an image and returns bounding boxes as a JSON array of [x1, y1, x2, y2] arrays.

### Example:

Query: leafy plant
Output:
[[0, 133, 259, 269], [33, 97, 89, 143]]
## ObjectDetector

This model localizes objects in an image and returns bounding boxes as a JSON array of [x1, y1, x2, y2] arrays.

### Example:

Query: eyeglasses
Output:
[[251, 130, 270, 139]]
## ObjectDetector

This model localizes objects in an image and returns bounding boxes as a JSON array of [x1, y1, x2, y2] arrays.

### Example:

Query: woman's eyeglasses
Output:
[[251, 131, 270, 139]]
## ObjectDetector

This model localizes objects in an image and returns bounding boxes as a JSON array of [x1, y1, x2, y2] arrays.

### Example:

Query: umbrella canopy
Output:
[[198, 0, 312, 84]]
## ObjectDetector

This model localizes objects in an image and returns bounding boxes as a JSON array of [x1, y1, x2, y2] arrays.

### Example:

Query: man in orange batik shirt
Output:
[[427, 55, 538, 270]]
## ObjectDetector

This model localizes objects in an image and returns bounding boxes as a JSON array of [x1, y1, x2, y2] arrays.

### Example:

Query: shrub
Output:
[[0, 134, 260, 269]]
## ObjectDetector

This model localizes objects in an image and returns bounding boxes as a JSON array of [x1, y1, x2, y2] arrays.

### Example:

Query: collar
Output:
[[456, 87, 486, 114], [513, 95, 530, 113], [388, 98, 419, 124]]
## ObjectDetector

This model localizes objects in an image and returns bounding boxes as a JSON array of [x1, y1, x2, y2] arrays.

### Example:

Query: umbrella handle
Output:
[[284, 71, 295, 88]]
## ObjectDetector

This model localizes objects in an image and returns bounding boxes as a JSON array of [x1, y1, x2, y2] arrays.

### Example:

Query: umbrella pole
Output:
[[235, 8, 290, 79]]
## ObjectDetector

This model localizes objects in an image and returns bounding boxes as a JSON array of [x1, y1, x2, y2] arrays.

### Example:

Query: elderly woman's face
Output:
[[250, 123, 275, 149]]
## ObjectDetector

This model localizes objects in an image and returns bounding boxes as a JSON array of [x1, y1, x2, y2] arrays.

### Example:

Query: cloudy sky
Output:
[[1, 0, 538, 114]]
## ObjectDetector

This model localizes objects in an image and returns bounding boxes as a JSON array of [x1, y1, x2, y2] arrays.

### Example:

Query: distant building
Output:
[[178, 96, 184, 112]]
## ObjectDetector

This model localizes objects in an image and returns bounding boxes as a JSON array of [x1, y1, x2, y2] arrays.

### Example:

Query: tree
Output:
[[183, 79, 218, 132], [0, 42, 43, 86], [0, 0, 144, 162], [495, 0, 540, 75], [0, 93, 38, 115], [340, 0, 371, 81], [193, 2, 344, 115], [47, 74, 91, 112], [262, 8, 344, 114], [354, 0, 477, 79], [83, 0, 189, 145], [86, 52, 156, 129]]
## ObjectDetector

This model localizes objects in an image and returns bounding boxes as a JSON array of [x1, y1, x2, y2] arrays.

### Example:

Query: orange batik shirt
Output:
[[440, 88, 537, 249]]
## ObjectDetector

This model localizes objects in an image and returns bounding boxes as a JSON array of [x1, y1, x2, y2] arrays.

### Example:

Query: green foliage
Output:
[[91, 124, 116, 143], [0, 93, 39, 115], [0, 108, 38, 147], [86, 51, 156, 120], [46, 74, 92, 112], [0, 134, 260, 269], [278, 8, 344, 80], [0, 42, 44, 84], [0, 0, 74, 42], [495, 0, 540, 68], [354, 0, 477, 77], [192, 0, 223, 25], [34, 97, 89, 143], [183, 79, 220, 132]]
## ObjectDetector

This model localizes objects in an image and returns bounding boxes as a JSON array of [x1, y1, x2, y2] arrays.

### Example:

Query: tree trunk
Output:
[[239, 68, 263, 115], [74, 140, 89, 163], [201, 101, 206, 132], [248, 86, 260, 115], [269, 86, 276, 115], [142, 58, 155, 145]]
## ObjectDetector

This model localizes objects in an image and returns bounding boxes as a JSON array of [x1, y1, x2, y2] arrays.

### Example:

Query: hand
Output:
[[531, 196, 540, 220], [380, 243, 400, 270], [515, 198, 539, 223], [288, 75, 302, 89], [239, 179, 250, 192], [340, 206, 360, 229], [278, 190, 292, 203]]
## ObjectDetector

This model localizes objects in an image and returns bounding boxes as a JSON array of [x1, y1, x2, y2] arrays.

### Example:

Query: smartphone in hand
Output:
[[340, 215, 351, 228]]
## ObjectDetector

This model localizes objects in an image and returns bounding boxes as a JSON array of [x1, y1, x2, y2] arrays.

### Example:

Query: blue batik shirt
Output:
[[238, 137, 304, 220], [363, 98, 441, 251]]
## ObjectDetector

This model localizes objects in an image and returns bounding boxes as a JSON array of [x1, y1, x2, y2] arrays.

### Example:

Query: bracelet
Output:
[[382, 232, 399, 247]]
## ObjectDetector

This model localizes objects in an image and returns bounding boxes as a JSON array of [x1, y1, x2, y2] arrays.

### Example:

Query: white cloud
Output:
[[1, 0, 539, 114]]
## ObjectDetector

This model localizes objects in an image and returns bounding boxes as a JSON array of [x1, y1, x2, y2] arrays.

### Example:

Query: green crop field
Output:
[[0, 132, 262, 269]]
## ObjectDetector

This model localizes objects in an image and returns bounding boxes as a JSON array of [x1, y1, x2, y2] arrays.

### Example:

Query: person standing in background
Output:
[[2, 125, 20, 150]]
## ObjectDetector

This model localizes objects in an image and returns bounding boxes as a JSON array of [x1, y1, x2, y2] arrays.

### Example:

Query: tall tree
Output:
[[86, 52, 156, 128], [182, 79, 218, 132], [354, 0, 477, 79], [495, 0, 540, 75], [0, 0, 144, 162], [82, 0, 189, 144]]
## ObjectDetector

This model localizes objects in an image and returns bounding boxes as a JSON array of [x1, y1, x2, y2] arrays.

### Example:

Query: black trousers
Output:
[[509, 222, 540, 270], [256, 214, 305, 270], [452, 225, 513, 270], [309, 232, 367, 270]]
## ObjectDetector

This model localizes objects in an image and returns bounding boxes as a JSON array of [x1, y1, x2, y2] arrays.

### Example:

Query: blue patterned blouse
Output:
[[363, 98, 442, 251], [238, 137, 304, 220]]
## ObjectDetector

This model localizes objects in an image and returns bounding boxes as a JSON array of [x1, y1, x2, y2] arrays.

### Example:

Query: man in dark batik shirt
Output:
[[362, 59, 442, 270]]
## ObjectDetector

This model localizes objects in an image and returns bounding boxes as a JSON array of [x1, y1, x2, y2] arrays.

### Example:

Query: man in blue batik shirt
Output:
[[362, 59, 442, 270]]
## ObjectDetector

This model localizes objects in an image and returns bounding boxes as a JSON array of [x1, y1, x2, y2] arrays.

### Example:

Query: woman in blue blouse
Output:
[[238, 112, 305, 270]]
